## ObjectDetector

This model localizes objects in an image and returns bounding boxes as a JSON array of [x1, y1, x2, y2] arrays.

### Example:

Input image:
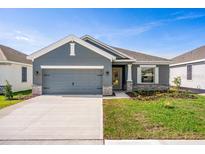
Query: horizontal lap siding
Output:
[[0, 64, 32, 92], [33, 42, 112, 92], [170, 62, 205, 89]]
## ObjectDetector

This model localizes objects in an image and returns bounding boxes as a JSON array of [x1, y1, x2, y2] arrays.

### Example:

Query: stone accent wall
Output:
[[126, 81, 133, 92], [133, 84, 169, 91], [32, 85, 42, 96], [103, 86, 112, 96]]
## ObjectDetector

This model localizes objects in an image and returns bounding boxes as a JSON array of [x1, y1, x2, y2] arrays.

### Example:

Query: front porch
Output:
[[112, 63, 133, 92], [112, 63, 169, 93]]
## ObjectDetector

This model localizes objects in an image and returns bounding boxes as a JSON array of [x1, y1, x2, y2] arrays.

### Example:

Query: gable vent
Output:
[[70, 42, 75, 56]]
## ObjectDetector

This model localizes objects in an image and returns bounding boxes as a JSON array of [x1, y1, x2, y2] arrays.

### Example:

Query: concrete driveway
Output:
[[0, 95, 103, 144]]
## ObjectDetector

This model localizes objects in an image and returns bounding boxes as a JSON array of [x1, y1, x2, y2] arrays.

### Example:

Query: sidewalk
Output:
[[105, 140, 205, 145]]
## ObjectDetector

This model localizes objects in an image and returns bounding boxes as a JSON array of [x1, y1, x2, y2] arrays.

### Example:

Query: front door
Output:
[[112, 67, 122, 90]]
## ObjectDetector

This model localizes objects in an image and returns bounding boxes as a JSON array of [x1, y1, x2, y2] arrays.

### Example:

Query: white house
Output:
[[0, 45, 32, 93], [170, 46, 205, 91]]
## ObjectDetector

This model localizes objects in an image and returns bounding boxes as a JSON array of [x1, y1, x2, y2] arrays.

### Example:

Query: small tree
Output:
[[3, 80, 13, 100], [172, 76, 181, 92]]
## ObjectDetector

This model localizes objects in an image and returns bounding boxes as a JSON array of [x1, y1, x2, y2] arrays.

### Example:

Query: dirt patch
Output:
[[134, 112, 165, 132]]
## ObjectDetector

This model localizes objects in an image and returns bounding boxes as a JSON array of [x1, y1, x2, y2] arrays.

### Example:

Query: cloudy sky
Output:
[[0, 8, 205, 58]]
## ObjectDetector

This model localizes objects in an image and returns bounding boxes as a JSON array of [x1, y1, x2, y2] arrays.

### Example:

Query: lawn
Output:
[[0, 90, 32, 109], [104, 96, 205, 139]]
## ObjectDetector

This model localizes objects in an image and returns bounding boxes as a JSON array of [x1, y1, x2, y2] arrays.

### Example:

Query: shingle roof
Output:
[[0, 45, 32, 64], [172, 46, 205, 64], [112, 47, 170, 62]]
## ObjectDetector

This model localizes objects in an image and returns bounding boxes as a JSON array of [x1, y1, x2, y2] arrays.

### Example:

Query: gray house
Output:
[[27, 35, 170, 96]]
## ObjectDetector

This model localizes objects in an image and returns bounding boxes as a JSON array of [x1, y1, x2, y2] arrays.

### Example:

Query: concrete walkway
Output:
[[0, 95, 103, 145], [103, 91, 130, 99], [199, 93, 205, 96]]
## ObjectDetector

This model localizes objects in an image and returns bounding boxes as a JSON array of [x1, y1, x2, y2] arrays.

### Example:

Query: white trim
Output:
[[134, 61, 171, 65], [81, 35, 135, 60], [170, 58, 205, 67], [27, 35, 116, 61], [0, 60, 32, 67], [140, 65, 156, 68], [155, 67, 159, 84], [40, 65, 104, 69], [127, 64, 132, 81], [137, 67, 141, 84], [114, 59, 136, 62], [69, 42, 75, 56]]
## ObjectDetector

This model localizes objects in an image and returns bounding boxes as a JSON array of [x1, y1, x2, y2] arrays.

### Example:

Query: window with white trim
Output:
[[137, 65, 159, 84], [141, 67, 155, 83]]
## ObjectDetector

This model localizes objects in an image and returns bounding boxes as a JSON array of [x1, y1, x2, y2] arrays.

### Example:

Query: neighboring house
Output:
[[0, 45, 32, 93], [170, 46, 205, 91], [27, 35, 170, 96]]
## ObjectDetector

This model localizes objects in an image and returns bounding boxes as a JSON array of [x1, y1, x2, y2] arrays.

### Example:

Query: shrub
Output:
[[136, 90, 156, 96], [3, 80, 13, 100], [172, 77, 181, 91], [167, 89, 197, 99]]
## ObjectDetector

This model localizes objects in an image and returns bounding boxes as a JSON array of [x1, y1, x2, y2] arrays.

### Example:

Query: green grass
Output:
[[104, 96, 205, 139], [0, 90, 32, 109]]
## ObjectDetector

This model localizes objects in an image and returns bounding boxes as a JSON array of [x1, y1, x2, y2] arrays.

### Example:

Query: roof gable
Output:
[[28, 35, 116, 61], [81, 35, 170, 64], [0, 45, 32, 64], [172, 46, 205, 65], [81, 35, 135, 60]]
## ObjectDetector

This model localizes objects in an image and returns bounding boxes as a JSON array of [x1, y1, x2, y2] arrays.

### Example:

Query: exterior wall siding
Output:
[[33, 42, 112, 95], [0, 63, 32, 92], [84, 40, 123, 59], [158, 65, 170, 85], [170, 61, 205, 90]]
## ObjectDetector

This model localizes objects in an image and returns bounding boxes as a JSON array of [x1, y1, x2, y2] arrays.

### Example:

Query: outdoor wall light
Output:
[[106, 71, 109, 75], [35, 71, 39, 75]]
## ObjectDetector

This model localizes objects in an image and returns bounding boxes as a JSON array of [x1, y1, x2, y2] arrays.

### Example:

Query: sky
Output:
[[0, 8, 205, 58]]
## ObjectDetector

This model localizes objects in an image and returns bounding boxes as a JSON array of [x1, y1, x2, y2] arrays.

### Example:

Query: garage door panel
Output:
[[42, 69, 102, 94]]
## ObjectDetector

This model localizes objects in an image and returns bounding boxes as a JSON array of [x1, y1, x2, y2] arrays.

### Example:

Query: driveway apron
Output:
[[0, 95, 103, 144]]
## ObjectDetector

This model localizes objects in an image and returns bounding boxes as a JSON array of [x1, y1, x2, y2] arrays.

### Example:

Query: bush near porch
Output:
[[127, 88, 197, 101], [103, 92, 205, 139]]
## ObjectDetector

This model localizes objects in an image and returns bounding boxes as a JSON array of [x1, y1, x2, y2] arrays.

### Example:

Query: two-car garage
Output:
[[29, 35, 115, 96], [41, 66, 103, 95]]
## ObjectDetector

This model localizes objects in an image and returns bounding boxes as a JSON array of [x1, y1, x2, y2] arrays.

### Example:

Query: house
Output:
[[170, 46, 205, 92], [0, 45, 32, 93], [27, 35, 170, 96]]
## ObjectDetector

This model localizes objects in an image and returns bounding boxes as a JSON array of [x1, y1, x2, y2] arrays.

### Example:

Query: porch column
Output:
[[127, 64, 133, 92]]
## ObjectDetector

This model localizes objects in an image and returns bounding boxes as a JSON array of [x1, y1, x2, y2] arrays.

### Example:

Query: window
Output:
[[187, 65, 192, 80], [137, 65, 159, 84], [22, 67, 27, 82], [141, 67, 155, 83]]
